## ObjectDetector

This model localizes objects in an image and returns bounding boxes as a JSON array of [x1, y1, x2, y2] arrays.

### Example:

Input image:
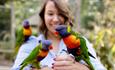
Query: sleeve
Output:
[[11, 36, 38, 70], [84, 37, 107, 70]]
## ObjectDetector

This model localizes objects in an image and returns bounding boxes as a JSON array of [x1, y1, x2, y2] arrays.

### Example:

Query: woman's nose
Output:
[[53, 15, 60, 23]]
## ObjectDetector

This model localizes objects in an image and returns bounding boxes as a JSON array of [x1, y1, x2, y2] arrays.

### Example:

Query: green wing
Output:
[[70, 29, 95, 70], [16, 26, 24, 47], [67, 25, 95, 70], [20, 42, 42, 70], [14, 27, 24, 56], [79, 36, 94, 70]]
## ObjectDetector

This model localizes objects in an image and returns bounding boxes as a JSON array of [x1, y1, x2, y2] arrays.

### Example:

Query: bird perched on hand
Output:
[[20, 40, 53, 70], [55, 24, 95, 70], [15, 20, 32, 56]]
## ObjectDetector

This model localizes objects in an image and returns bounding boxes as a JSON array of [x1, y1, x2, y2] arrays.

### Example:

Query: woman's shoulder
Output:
[[19, 36, 38, 52], [37, 34, 45, 41], [19, 34, 45, 52]]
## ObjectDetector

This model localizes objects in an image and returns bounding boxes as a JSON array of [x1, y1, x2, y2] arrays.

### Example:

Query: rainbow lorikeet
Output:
[[20, 40, 53, 70], [15, 20, 32, 55], [55, 25, 95, 70]]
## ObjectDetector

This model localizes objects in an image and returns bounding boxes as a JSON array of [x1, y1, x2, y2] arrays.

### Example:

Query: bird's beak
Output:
[[49, 45, 53, 50], [54, 31, 59, 36]]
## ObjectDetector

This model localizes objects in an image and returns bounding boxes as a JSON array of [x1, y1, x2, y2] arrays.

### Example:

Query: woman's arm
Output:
[[11, 36, 38, 70], [11, 44, 32, 70]]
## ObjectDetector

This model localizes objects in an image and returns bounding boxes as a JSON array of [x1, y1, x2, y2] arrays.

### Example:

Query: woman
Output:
[[12, 0, 106, 70]]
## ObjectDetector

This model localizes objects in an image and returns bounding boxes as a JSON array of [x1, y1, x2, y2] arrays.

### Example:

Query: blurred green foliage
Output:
[[0, 7, 11, 41], [13, 0, 42, 25], [81, 0, 115, 70], [1, 0, 115, 69]]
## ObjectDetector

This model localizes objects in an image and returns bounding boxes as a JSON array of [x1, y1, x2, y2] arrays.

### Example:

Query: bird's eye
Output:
[[48, 12, 53, 16], [38, 40, 41, 43]]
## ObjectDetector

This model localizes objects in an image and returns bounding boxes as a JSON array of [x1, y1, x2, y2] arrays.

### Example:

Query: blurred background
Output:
[[0, 0, 115, 70]]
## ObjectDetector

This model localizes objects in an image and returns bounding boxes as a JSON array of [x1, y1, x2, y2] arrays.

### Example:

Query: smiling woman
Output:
[[41, 0, 65, 37], [12, 0, 106, 70], [39, 0, 72, 38]]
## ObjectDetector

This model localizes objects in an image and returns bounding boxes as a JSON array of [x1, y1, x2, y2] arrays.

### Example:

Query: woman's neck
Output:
[[47, 31, 60, 41], [47, 31, 61, 53]]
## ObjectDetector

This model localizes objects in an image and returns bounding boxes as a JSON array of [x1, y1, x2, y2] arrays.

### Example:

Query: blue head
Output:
[[55, 25, 70, 38], [41, 40, 52, 51], [23, 20, 30, 29]]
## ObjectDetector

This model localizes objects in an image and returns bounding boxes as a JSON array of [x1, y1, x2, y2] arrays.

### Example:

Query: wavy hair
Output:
[[39, 0, 73, 36]]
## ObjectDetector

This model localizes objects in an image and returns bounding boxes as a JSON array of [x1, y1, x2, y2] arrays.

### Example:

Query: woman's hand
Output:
[[52, 54, 90, 70]]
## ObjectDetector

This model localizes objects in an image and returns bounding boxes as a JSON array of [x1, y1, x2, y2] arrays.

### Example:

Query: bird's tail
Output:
[[85, 59, 95, 70], [88, 52, 95, 59], [20, 63, 27, 70], [31, 61, 41, 69]]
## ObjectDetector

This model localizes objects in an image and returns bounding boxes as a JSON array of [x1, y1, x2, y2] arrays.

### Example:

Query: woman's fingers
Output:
[[53, 65, 73, 70], [53, 61, 90, 70], [53, 54, 76, 67], [54, 54, 75, 63], [53, 60, 74, 66], [52, 54, 78, 70], [40, 67, 53, 70]]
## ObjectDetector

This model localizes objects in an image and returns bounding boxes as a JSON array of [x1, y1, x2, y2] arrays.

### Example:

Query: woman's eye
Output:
[[58, 13, 64, 17], [48, 13, 53, 16]]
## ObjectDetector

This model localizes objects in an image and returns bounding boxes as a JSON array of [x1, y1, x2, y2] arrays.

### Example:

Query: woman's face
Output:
[[44, 1, 65, 34]]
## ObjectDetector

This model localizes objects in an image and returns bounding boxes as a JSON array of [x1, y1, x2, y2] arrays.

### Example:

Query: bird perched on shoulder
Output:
[[20, 40, 53, 70], [23, 20, 32, 41], [55, 24, 95, 70], [15, 20, 32, 56]]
